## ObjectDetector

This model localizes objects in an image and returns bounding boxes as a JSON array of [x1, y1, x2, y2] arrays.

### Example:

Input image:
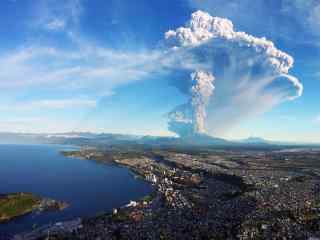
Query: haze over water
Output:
[[0, 144, 153, 234]]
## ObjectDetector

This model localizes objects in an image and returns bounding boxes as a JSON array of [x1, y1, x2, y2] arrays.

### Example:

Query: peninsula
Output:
[[0, 192, 68, 223]]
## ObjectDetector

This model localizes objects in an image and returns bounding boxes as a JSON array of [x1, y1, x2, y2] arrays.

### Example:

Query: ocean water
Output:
[[0, 144, 152, 234]]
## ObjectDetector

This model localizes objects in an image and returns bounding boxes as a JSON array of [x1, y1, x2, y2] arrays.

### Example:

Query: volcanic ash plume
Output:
[[169, 71, 214, 137], [165, 11, 303, 137], [168, 70, 214, 137], [190, 71, 215, 134]]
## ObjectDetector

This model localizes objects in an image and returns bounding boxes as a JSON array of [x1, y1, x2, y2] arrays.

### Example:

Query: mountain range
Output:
[[0, 132, 318, 148]]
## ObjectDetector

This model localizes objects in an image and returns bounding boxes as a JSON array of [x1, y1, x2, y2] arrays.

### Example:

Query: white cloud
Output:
[[0, 117, 80, 134], [0, 99, 96, 112], [45, 18, 66, 31], [0, 45, 162, 96], [30, 99, 97, 109], [26, 99, 96, 109]]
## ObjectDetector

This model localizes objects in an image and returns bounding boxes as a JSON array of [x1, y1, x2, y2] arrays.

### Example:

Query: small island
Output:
[[0, 192, 68, 223]]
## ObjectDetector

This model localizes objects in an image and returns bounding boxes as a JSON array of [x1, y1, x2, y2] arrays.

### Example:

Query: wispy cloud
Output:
[[33, 0, 82, 32], [282, 0, 320, 35], [0, 99, 97, 112], [0, 45, 162, 96], [0, 0, 168, 133], [45, 18, 66, 31], [0, 117, 81, 133]]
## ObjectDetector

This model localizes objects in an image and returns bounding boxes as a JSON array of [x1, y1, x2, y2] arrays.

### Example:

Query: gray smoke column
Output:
[[167, 70, 214, 137], [164, 11, 303, 137], [190, 71, 215, 134]]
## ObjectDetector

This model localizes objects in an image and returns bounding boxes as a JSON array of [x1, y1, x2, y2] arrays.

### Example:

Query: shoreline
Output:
[[13, 145, 320, 239], [61, 148, 155, 185], [0, 192, 69, 224], [12, 148, 157, 239], [61, 148, 158, 200]]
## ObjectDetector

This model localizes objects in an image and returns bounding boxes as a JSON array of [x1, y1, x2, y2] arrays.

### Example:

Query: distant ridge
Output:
[[239, 137, 271, 145], [139, 133, 231, 146], [0, 132, 232, 147], [0, 132, 319, 147]]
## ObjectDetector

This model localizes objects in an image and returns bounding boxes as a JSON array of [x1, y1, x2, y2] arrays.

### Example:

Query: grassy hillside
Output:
[[0, 193, 40, 222]]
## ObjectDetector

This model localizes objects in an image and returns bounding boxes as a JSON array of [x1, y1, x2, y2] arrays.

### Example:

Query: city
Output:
[[13, 146, 320, 239]]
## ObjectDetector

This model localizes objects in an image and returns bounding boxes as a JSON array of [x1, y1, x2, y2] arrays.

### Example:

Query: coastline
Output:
[[12, 148, 157, 239], [14, 145, 320, 239], [0, 192, 68, 224], [61, 148, 157, 200]]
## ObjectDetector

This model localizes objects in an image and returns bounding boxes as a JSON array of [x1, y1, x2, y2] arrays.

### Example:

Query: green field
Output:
[[0, 193, 40, 222]]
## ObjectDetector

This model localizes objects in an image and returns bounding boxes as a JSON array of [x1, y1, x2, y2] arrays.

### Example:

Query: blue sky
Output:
[[0, 0, 319, 142]]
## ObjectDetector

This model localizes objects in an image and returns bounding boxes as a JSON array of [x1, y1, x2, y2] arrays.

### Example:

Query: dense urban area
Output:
[[8, 145, 320, 240]]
